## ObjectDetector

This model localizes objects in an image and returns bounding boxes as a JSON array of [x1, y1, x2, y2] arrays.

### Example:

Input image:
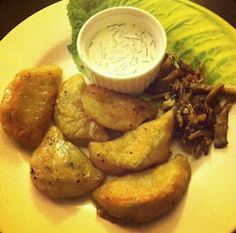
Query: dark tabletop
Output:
[[0, 0, 235, 40]]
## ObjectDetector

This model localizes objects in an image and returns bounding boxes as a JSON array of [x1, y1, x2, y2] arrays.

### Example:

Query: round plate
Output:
[[0, 1, 236, 233]]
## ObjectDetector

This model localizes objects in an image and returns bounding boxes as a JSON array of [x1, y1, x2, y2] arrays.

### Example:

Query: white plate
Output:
[[0, 1, 236, 233]]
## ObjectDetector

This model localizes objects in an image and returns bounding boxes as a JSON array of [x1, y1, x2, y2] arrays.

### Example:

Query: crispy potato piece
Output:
[[81, 85, 157, 131], [0, 65, 62, 149], [30, 126, 105, 199], [89, 110, 174, 175], [54, 74, 109, 146], [93, 155, 191, 224]]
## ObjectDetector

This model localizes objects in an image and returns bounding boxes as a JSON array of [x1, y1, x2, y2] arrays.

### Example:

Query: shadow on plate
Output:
[[36, 37, 78, 78], [0, 126, 31, 164], [29, 179, 95, 224]]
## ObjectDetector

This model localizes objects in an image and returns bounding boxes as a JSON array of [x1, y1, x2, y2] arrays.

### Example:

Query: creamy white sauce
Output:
[[86, 22, 158, 77]]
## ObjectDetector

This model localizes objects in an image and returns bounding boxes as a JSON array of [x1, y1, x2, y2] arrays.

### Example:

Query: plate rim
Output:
[[0, 1, 236, 233]]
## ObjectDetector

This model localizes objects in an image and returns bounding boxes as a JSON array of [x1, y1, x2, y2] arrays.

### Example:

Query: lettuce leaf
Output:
[[67, 0, 126, 70], [67, 0, 236, 85]]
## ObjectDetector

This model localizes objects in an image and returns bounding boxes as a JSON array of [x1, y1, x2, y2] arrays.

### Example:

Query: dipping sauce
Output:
[[86, 22, 158, 77]]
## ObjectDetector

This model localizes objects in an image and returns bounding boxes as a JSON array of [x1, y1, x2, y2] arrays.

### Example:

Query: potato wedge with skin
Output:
[[89, 110, 174, 175], [54, 74, 109, 146], [0, 65, 62, 149], [30, 126, 105, 199], [81, 85, 157, 132], [93, 155, 191, 224]]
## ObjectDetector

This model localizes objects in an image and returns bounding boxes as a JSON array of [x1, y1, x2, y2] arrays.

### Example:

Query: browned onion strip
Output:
[[214, 98, 236, 148], [146, 54, 236, 157], [223, 85, 236, 95], [161, 69, 184, 84], [205, 84, 224, 104]]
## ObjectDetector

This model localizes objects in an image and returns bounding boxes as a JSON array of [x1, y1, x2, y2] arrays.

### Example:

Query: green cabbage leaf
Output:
[[67, 0, 236, 85]]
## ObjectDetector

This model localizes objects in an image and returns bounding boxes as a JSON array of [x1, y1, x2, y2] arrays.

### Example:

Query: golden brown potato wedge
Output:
[[93, 155, 191, 224], [81, 85, 157, 131], [30, 126, 105, 199], [54, 74, 109, 146], [0, 65, 62, 149], [89, 110, 174, 175]]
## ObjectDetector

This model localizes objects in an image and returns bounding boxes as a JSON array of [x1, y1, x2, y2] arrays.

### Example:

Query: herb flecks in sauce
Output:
[[87, 23, 158, 77]]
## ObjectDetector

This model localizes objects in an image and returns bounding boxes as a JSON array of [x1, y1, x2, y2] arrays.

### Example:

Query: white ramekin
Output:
[[77, 7, 167, 95]]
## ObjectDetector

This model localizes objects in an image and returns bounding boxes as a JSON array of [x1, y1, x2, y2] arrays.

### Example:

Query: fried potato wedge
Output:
[[54, 74, 109, 146], [93, 155, 191, 224], [30, 126, 105, 199], [0, 65, 62, 149], [81, 85, 157, 131], [89, 110, 174, 175]]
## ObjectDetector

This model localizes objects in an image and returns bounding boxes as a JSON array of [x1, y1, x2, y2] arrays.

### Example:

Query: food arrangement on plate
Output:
[[1, 0, 236, 229]]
